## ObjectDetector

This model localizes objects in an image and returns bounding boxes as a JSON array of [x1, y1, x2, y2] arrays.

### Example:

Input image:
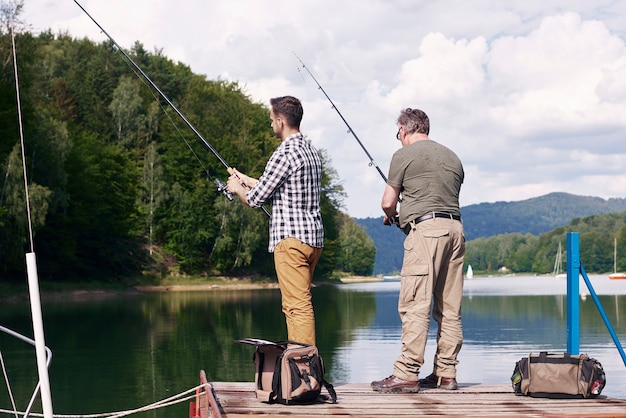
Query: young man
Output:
[[371, 108, 465, 393], [227, 96, 323, 346]]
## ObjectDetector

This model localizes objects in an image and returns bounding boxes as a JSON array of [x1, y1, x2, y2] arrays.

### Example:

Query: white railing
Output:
[[0, 325, 53, 418]]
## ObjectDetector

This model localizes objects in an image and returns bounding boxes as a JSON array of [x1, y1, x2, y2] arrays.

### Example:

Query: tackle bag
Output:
[[234, 338, 337, 405], [511, 352, 606, 398]]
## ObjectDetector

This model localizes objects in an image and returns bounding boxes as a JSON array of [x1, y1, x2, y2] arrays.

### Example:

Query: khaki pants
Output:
[[393, 218, 465, 380], [274, 237, 322, 346]]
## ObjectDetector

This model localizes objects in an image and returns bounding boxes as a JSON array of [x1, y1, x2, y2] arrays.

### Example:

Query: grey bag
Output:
[[511, 352, 606, 398]]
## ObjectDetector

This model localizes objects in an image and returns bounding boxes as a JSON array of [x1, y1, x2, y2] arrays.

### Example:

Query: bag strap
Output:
[[255, 351, 265, 390], [321, 379, 337, 403], [234, 338, 285, 348]]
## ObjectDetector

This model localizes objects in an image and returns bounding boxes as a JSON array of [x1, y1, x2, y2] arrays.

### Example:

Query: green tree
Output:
[[140, 141, 167, 255], [338, 214, 376, 275], [0, 144, 51, 275], [209, 195, 269, 273], [0, 0, 25, 35], [314, 149, 345, 279], [109, 75, 143, 146], [34, 131, 143, 280], [0, 30, 378, 284]]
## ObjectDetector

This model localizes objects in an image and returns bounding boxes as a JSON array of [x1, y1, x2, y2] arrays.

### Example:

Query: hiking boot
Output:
[[371, 375, 420, 393], [438, 377, 458, 390], [419, 373, 458, 390]]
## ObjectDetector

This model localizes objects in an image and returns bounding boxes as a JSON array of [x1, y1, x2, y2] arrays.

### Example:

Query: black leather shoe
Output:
[[419, 373, 458, 390], [371, 375, 420, 393], [418, 373, 438, 388]]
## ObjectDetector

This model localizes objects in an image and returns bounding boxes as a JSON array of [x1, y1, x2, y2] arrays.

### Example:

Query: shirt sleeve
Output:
[[386, 151, 405, 189], [246, 148, 291, 208]]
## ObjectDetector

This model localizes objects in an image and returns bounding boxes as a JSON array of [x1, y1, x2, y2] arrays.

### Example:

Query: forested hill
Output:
[[357, 192, 626, 275], [1, 30, 375, 282], [461, 192, 626, 241]]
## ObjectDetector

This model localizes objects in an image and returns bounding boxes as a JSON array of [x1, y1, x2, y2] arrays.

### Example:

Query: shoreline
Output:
[[338, 275, 384, 283], [134, 282, 281, 292], [1, 275, 384, 302], [135, 275, 384, 291]]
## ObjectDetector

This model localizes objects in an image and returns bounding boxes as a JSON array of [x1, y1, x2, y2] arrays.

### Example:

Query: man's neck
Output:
[[281, 128, 300, 141], [404, 132, 429, 145]]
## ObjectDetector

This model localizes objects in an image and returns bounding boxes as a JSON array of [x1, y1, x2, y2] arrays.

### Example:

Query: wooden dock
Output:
[[190, 371, 626, 418]]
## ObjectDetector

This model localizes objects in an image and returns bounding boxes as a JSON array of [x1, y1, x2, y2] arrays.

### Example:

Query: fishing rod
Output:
[[73, 0, 270, 217], [294, 52, 388, 183], [294, 53, 402, 225]]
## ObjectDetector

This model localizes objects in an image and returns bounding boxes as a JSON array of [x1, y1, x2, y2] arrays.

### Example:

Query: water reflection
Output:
[[328, 275, 626, 401], [0, 275, 624, 418]]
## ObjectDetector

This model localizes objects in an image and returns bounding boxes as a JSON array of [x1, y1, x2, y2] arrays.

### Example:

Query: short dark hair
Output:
[[396, 108, 429, 135], [270, 96, 303, 128]]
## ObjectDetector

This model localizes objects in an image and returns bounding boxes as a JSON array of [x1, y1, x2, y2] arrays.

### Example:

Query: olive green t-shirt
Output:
[[387, 139, 464, 229]]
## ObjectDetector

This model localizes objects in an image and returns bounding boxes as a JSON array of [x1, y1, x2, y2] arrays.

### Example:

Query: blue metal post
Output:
[[566, 232, 580, 354]]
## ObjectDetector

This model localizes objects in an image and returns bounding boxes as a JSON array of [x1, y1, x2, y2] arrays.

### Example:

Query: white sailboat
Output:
[[609, 238, 626, 280], [553, 242, 566, 279], [466, 264, 474, 279]]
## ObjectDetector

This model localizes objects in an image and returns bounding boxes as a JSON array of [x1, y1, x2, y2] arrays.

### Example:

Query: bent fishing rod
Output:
[[74, 0, 270, 217], [294, 52, 388, 183]]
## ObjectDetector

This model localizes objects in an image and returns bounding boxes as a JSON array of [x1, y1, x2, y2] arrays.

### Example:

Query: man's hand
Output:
[[383, 215, 399, 226], [227, 167, 257, 189], [226, 168, 252, 206], [226, 175, 243, 195]]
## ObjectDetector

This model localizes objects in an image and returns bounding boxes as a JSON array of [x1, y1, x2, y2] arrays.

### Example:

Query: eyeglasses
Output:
[[396, 127, 402, 140]]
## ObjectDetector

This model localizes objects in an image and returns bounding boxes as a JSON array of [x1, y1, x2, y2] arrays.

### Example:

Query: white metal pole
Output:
[[26, 252, 54, 418]]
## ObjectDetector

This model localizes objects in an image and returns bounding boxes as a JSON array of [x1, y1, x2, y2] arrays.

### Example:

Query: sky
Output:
[[20, 0, 626, 219]]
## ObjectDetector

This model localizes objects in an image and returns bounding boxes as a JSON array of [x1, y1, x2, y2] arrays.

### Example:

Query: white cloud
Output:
[[487, 13, 626, 139], [390, 33, 488, 104], [21, 0, 626, 218]]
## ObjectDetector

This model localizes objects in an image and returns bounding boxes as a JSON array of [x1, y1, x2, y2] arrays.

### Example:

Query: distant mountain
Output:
[[354, 217, 405, 275], [461, 192, 626, 241], [356, 192, 626, 275]]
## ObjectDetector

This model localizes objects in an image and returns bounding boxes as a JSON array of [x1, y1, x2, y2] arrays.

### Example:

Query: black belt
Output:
[[412, 212, 461, 225]]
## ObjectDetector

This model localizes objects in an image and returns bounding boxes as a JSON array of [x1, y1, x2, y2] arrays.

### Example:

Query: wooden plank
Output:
[[196, 370, 224, 418], [190, 381, 626, 418]]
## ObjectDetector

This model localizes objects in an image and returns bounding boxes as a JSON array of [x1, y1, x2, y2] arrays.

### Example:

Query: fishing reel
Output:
[[214, 178, 233, 201]]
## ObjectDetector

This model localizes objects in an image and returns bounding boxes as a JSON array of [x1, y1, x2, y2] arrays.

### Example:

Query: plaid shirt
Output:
[[247, 133, 324, 252]]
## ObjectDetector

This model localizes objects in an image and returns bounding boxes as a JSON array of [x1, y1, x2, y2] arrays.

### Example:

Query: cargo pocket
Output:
[[400, 230, 430, 277], [424, 228, 450, 240], [400, 232, 429, 303]]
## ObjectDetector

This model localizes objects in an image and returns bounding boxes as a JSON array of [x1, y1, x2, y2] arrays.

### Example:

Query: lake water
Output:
[[0, 274, 625, 417]]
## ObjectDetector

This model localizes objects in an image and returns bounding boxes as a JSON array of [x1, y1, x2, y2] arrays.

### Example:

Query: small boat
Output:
[[609, 238, 626, 280], [553, 242, 566, 279], [466, 264, 473, 279]]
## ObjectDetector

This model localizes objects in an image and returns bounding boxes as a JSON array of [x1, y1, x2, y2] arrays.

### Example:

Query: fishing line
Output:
[[128, 67, 217, 185], [10, 24, 55, 418], [12, 26, 34, 251], [117, 59, 234, 203], [73, 0, 270, 217]]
